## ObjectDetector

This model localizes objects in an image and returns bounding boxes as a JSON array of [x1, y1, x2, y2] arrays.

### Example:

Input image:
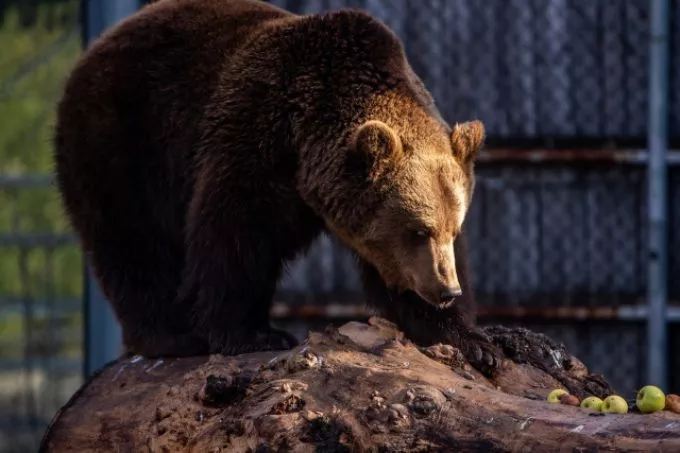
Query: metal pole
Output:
[[646, 0, 670, 390], [81, 0, 140, 378]]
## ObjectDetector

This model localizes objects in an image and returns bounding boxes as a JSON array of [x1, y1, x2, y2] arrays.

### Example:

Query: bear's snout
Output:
[[439, 286, 462, 304], [410, 282, 461, 309]]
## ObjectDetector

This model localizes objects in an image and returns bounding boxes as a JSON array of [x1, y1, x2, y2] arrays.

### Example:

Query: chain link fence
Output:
[[1, 0, 678, 450], [268, 0, 680, 146]]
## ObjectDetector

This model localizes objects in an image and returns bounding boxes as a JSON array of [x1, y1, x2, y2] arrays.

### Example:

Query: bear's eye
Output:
[[408, 228, 432, 243]]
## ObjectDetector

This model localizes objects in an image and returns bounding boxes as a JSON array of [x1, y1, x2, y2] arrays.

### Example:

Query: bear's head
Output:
[[287, 8, 485, 308], [333, 117, 485, 308]]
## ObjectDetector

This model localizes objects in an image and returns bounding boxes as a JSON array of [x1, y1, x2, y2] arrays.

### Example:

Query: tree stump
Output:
[[40, 318, 680, 452]]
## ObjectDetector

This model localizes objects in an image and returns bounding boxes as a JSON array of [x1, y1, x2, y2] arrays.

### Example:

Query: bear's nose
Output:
[[440, 287, 462, 303]]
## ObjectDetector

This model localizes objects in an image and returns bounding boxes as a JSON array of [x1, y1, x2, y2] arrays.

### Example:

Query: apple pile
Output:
[[546, 386, 680, 415]]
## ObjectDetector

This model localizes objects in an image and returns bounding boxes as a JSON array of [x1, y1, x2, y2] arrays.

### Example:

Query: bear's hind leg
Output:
[[85, 226, 209, 358]]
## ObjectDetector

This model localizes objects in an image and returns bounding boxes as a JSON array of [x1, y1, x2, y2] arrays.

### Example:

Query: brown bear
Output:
[[54, 0, 502, 376]]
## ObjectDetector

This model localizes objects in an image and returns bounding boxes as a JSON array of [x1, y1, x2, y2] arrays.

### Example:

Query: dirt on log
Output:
[[40, 318, 680, 452]]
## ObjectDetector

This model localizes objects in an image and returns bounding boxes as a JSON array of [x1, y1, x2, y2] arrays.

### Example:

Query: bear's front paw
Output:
[[217, 328, 299, 356], [254, 327, 300, 351], [455, 328, 504, 378]]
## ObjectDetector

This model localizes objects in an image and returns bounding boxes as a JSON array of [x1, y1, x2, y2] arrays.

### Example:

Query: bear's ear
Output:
[[348, 120, 403, 182], [450, 120, 485, 164]]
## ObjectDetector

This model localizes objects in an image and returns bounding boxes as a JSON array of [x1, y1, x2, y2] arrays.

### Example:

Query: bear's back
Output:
[[56, 1, 294, 199], [59, 0, 293, 138], [54, 0, 297, 249]]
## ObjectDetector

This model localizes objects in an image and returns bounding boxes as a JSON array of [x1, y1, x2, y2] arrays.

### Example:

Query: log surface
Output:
[[40, 318, 680, 452]]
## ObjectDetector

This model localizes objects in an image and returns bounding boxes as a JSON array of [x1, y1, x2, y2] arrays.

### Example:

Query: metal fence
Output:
[[1, 0, 677, 451], [266, 0, 680, 146]]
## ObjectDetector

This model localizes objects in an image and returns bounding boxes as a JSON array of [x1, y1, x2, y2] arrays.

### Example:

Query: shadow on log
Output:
[[40, 318, 680, 452]]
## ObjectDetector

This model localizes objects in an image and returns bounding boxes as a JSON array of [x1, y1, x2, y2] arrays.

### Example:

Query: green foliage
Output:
[[0, 0, 84, 357], [0, 0, 81, 172]]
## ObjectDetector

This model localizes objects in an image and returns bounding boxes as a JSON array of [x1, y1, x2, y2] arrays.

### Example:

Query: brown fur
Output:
[[54, 0, 502, 375]]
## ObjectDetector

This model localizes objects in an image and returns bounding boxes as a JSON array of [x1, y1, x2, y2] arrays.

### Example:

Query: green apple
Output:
[[601, 395, 628, 414], [547, 388, 568, 403], [580, 396, 604, 411], [636, 385, 666, 413]]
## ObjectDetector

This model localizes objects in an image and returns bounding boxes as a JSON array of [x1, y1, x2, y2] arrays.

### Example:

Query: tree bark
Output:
[[40, 318, 680, 453]]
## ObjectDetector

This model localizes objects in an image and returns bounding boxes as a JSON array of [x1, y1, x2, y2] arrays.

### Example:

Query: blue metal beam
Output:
[[646, 0, 670, 390], [81, 0, 141, 379]]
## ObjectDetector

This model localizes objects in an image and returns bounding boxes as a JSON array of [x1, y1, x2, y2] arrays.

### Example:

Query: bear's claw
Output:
[[465, 339, 502, 377], [455, 327, 504, 377]]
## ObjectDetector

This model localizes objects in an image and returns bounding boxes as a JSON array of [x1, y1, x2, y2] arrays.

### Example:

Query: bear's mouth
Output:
[[424, 291, 456, 309], [399, 288, 457, 310], [388, 287, 457, 310], [436, 298, 456, 309]]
